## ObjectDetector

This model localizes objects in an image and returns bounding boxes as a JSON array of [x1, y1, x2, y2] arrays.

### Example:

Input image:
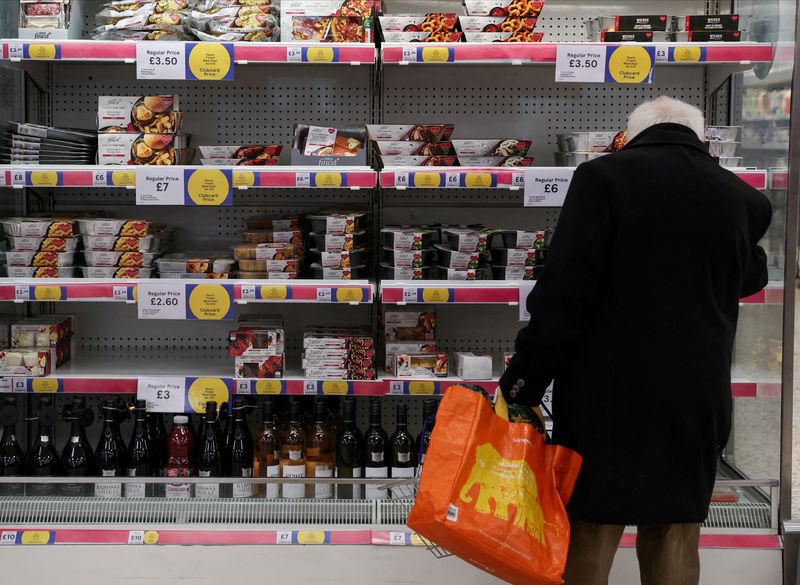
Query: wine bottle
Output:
[[390, 404, 416, 481], [416, 399, 437, 476], [335, 397, 363, 499], [71, 397, 95, 475], [306, 398, 335, 499], [164, 415, 194, 499], [280, 398, 306, 499], [0, 398, 24, 497], [221, 402, 233, 474], [26, 397, 59, 497], [196, 401, 222, 499], [60, 405, 90, 497], [255, 399, 280, 499], [227, 397, 254, 498], [364, 397, 388, 500], [146, 412, 167, 497], [125, 400, 152, 498], [95, 400, 124, 498]]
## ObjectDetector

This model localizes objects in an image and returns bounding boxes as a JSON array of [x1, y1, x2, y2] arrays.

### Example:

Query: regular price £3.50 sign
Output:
[[556, 45, 655, 84], [136, 42, 234, 81]]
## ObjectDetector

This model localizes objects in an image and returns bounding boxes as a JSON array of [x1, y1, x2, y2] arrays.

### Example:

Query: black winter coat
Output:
[[499, 123, 772, 525]]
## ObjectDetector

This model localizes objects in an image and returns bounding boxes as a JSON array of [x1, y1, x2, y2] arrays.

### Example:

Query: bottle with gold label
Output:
[[280, 398, 306, 499], [255, 399, 280, 499], [306, 398, 335, 499]]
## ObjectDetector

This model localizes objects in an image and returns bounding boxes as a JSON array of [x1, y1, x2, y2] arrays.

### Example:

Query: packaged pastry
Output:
[[94, 11, 186, 33], [459, 16, 537, 31], [12, 316, 73, 346], [97, 96, 181, 133], [6, 266, 78, 278], [384, 311, 436, 341], [189, 27, 277, 41], [451, 139, 532, 157], [92, 29, 194, 41], [463, 30, 543, 42], [457, 156, 535, 167], [198, 145, 282, 159], [1, 218, 76, 238], [381, 31, 462, 42], [97, 133, 192, 166], [5, 251, 75, 267], [228, 326, 284, 356], [298, 126, 363, 157], [253, 244, 305, 260], [82, 251, 157, 268], [385, 342, 437, 373], [79, 266, 154, 278], [235, 354, 285, 378], [367, 124, 455, 142], [464, 0, 545, 17], [76, 219, 150, 237], [379, 155, 458, 167], [379, 14, 458, 32], [0, 349, 51, 377], [155, 254, 236, 274], [8, 236, 80, 253], [380, 227, 436, 251], [203, 11, 278, 33], [374, 141, 455, 156], [97, 1, 194, 18], [82, 235, 157, 252]]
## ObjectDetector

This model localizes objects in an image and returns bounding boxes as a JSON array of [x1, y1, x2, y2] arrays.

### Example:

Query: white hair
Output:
[[626, 96, 705, 141]]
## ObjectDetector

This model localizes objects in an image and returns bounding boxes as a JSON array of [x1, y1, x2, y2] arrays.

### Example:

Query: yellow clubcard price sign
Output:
[[185, 169, 233, 206], [186, 377, 231, 414], [186, 43, 234, 81]]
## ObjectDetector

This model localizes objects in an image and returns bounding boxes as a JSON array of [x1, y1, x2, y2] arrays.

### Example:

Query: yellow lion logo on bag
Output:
[[458, 443, 549, 546]]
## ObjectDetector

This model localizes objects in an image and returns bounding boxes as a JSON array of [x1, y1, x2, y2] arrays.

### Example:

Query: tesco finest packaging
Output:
[[281, 0, 376, 42], [235, 354, 285, 379], [394, 352, 449, 378], [374, 141, 455, 156], [291, 125, 367, 166], [97, 96, 181, 134], [19, 0, 72, 40], [0, 348, 52, 377], [385, 341, 438, 374], [384, 311, 436, 342], [464, 0, 545, 17], [367, 124, 455, 142], [97, 132, 191, 165]]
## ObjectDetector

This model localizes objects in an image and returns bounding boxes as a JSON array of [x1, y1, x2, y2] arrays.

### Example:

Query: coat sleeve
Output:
[[739, 193, 773, 299], [499, 162, 613, 407]]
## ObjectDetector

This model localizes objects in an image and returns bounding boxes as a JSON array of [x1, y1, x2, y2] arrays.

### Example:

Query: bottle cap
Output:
[[174, 415, 189, 425]]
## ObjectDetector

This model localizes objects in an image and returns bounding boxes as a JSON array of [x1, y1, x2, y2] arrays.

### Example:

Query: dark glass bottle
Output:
[[125, 400, 152, 498], [335, 397, 363, 499], [279, 398, 306, 499], [196, 401, 222, 499], [364, 397, 388, 500], [255, 399, 280, 499], [390, 404, 416, 479], [60, 406, 91, 497], [226, 397, 253, 498], [26, 397, 59, 497], [0, 398, 24, 496], [146, 412, 167, 497], [95, 400, 124, 498], [111, 398, 128, 460], [71, 397, 95, 475], [416, 399, 437, 476], [306, 398, 335, 499], [221, 401, 233, 473]]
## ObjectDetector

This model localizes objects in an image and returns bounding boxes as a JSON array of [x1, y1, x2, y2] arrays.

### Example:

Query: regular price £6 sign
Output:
[[523, 169, 573, 207]]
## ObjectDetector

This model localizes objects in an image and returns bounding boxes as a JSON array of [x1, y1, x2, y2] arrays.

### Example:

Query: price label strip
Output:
[[24, 171, 61, 187], [388, 381, 440, 396], [401, 288, 455, 304], [138, 283, 233, 320], [21, 44, 61, 60], [11, 378, 63, 394], [15, 285, 67, 302], [523, 169, 573, 207], [404, 46, 454, 63], [136, 42, 234, 81], [556, 45, 655, 84], [315, 287, 367, 303], [287, 46, 340, 63], [234, 379, 287, 395]]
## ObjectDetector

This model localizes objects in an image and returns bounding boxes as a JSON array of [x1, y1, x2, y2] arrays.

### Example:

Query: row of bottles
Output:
[[0, 395, 438, 500]]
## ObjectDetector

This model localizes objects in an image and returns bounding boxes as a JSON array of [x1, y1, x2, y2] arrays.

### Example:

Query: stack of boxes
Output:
[[234, 216, 305, 279], [384, 311, 445, 378], [228, 317, 285, 379], [303, 327, 376, 380], [0, 316, 75, 376]]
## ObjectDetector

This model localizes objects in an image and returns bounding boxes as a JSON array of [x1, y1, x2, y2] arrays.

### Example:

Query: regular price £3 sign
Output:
[[556, 45, 655, 84]]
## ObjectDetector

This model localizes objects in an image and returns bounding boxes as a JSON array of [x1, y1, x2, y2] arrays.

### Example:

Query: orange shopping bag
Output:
[[407, 385, 582, 585]]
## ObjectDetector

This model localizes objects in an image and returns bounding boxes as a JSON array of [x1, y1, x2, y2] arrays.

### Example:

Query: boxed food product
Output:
[[155, 254, 236, 274], [81, 234, 158, 252], [1, 218, 76, 238], [303, 334, 375, 350], [442, 228, 497, 252], [395, 352, 448, 378], [310, 232, 368, 252], [5, 251, 75, 267], [246, 216, 302, 231], [12, 316, 72, 347], [76, 219, 150, 237], [94, 11, 187, 33], [384, 311, 436, 341], [381, 227, 436, 251], [438, 266, 488, 280], [373, 141, 455, 156], [490, 247, 541, 267], [385, 341, 438, 373], [500, 229, 550, 249], [228, 327, 285, 357], [189, 27, 277, 42], [464, 0, 545, 17], [367, 124, 455, 142], [451, 139, 532, 157], [684, 31, 742, 42], [680, 14, 744, 31], [380, 247, 435, 268], [307, 212, 369, 235], [83, 251, 157, 268], [0, 349, 51, 377], [302, 354, 374, 369], [455, 352, 493, 380], [379, 13, 458, 32], [7, 122, 97, 145], [252, 244, 305, 260], [556, 131, 626, 153], [462, 31, 543, 42], [8, 236, 79, 252], [379, 155, 459, 167], [92, 29, 193, 41], [381, 31, 462, 42], [435, 245, 489, 270], [459, 16, 537, 31], [235, 354, 285, 378], [310, 248, 369, 269], [304, 366, 376, 380], [79, 266, 153, 278], [380, 265, 433, 280], [292, 125, 366, 165], [598, 30, 669, 42], [6, 266, 77, 278], [19, 0, 71, 37], [97, 96, 181, 133], [457, 156, 534, 167], [281, 0, 375, 42], [97, 133, 192, 165], [198, 145, 282, 159], [309, 264, 368, 280]]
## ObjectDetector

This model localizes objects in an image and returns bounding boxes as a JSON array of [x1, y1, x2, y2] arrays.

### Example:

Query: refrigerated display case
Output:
[[0, 1, 795, 584]]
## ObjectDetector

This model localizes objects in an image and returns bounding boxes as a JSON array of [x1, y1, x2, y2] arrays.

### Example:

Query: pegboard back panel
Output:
[[382, 67, 706, 164]]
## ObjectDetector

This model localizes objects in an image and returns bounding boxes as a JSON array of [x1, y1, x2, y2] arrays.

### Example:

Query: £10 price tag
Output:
[[137, 283, 186, 320], [523, 169, 573, 207], [127, 531, 145, 545], [0, 531, 17, 545], [135, 167, 184, 205], [137, 377, 186, 412]]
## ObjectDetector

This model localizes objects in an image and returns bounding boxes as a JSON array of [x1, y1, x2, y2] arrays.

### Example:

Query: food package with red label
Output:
[[98, 96, 181, 134], [1, 218, 76, 238], [235, 354, 285, 378], [379, 155, 459, 167], [198, 145, 282, 160], [374, 141, 456, 156], [5, 266, 77, 278], [381, 31, 462, 42], [451, 139, 532, 157], [228, 326, 285, 357], [81, 234, 159, 252], [76, 219, 150, 237], [93, 29, 194, 40], [5, 251, 75, 267], [379, 13, 458, 32], [94, 10, 187, 33], [462, 30, 543, 42], [83, 251, 157, 268], [464, 0, 545, 17], [367, 124, 455, 142], [97, 133, 193, 166], [457, 156, 535, 167], [0, 348, 52, 377], [20, 0, 70, 29], [281, 0, 375, 41], [395, 352, 449, 378], [12, 317, 73, 347], [7, 236, 79, 253], [458, 15, 537, 31]]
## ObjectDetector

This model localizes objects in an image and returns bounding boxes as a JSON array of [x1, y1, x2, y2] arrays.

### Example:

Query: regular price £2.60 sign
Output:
[[556, 45, 655, 84]]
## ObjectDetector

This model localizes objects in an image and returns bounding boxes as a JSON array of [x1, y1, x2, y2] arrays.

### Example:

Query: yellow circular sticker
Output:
[[187, 43, 232, 81], [412, 173, 442, 188], [421, 288, 451, 303], [306, 47, 335, 62], [186, 169, 231, 206], [20, 531, 51, 545], [29, 172, 58, 187], [260, 285, 288, 300], [28, 44, 56, 60], [31, 379, 59, 393], [111, 170, 136, 186], [143, 530, 160, 545], [187, 377, 230, 414], [464, 173, 492, 188], [607, 46, 653, 84], [421, 47, 451, 62], [33, 286, 62, 301], [131, 285, 139, 301], [321, 381, 350, 395], [335, 288, 364, 303], [232, 170, 255, 188], [408, 381, 436, 395], [314, 173, 343, 188], [296, 531, 326, 545], [673, 46, 702, 62], [255, 380, 284, 395], [188, 284, 231, 320]]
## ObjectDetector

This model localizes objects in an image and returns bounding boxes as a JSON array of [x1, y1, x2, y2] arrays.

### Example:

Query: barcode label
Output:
[[446, 503, 459, 522]]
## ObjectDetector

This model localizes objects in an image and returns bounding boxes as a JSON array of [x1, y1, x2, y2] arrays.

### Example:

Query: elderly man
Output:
[[499, 96, 772, 585]]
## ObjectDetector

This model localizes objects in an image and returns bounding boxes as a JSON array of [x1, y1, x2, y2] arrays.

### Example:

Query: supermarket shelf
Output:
[[380, 167, 768, 191], [768, 169, 788, 190], [381, 42, 774, 65], [0, 166, 377, 191], [0, 40, 377, 65], [235, 281, 374, 304], [381, 279, 524, 305]]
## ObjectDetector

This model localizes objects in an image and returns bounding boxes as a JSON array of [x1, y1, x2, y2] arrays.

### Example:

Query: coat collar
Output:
[[623, 123, 711, 158]]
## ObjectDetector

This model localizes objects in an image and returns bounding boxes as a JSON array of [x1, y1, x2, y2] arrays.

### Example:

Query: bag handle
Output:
[[494, 387, 547, 436]]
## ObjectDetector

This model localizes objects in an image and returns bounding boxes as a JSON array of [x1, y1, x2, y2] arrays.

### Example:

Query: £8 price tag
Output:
[[0, 531, 17, 545], [127, 531, 145, 545], [11, 170, 25, 188]]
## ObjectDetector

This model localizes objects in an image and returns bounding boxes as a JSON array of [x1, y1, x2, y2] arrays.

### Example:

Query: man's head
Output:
[[627, 96, 705, 142]]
